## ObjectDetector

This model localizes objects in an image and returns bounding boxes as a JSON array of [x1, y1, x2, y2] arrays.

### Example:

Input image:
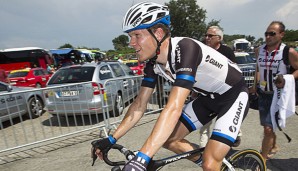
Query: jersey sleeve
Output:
[[173, 38, 202, 90], [141, 61, 158, 88]]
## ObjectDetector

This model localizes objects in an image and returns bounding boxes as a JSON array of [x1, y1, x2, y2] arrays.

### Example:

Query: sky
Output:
[[0, 0, 297, 51]]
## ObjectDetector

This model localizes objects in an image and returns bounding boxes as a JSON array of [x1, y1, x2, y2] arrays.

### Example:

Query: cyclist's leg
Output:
[[163, 99, 213, 162], [203, 139, 230, 171], [203, 90, 249, 171], [163, 120, 198, 155]]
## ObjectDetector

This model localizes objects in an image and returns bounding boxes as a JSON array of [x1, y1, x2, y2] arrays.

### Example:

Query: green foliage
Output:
[[58, 0, 298, 54], [284, 29, 298, 42], [245, 35, 255, 42], [112, 35, 130, 51], [206, 20, 222, 31], [59, 43, 74, 49], [106, 48, 135, 58], [166, 0, 211, 40]]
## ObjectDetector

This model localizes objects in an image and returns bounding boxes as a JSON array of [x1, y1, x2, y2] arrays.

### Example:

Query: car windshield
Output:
[[48, 67, 95, 84], [235, 55, 255, 64], [8, 71, 29, 78], [125, 62, 139, 67]]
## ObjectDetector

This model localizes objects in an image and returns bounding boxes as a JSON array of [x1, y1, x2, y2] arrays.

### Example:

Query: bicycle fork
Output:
[[222, 158, 235, 171]]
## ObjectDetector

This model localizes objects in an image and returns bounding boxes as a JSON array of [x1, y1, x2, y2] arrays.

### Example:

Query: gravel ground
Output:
[[0, 108, 298, 171]]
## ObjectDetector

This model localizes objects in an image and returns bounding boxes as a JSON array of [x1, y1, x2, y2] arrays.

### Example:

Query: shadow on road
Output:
[[0, 115, 30, 129], [267, 158, 298, 171], [42, 114, 104, 127]]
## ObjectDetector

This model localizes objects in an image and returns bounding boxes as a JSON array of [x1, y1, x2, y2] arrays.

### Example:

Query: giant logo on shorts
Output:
[[229, 126, 236, 133], [233, 101, 243, 125], [205, 55, 223, 69], [229, 101, 243, 133]]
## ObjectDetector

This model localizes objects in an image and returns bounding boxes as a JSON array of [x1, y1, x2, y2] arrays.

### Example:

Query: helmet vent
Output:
[[142, 16, 152, 24], [157, 13, 166, 20], [129, 12, 141, 25], [147, 6, 159, 12]]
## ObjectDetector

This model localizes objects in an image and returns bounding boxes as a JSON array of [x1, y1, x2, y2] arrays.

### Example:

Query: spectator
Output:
[[197, 26, 241, 148], [252, 21, 298, 163], [205, 26, 237, 62], [47, 64, 53, 73], [0, 68, 9, 83], [118, 54, 124, 63]]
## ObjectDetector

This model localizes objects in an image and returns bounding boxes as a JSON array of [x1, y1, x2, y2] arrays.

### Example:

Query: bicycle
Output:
[[91, 141, 266, 171]]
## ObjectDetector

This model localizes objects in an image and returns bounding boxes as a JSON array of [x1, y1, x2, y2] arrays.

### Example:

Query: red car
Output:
[[8, 68, 52, 88], [123, 60, 145, 75]]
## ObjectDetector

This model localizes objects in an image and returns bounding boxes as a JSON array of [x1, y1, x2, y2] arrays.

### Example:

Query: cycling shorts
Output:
[[179, 80, 249, 146]]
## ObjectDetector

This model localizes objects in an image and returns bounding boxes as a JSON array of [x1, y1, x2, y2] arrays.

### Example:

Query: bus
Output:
[[0, 47, 53, 72]]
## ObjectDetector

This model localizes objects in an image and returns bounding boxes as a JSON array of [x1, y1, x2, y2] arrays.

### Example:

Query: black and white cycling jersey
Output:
[[141, 37, 249, 146], [142, 37, 243, 95]]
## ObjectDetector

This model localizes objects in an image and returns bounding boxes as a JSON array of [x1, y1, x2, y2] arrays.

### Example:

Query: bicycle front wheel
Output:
[[221, 149, 266, 171]]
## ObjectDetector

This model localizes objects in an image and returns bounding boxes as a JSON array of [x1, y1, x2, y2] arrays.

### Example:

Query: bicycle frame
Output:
[[147, 148, 204, 170], [93, 143, 238, 171]]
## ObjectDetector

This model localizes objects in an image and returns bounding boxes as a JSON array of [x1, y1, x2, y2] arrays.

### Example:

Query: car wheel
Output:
[[113, 93, 124, 117], [27, 96, 44, 119], [36, 83, 42, 88]]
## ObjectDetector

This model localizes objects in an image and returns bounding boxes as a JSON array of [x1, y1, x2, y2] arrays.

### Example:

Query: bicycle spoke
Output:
[[231, 154, 261, 170], [221, 150, 266, 171]]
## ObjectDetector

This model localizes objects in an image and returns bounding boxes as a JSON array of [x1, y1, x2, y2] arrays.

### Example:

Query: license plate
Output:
[[245, 77, 254, 80], [59, 91, 79, 97], [10, 82, 16, 85]]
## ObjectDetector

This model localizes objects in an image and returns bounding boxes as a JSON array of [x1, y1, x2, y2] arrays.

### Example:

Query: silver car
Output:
[[235, 52, 256, 88], [0, 81, 45, 123], [45, 61, 142, 116]]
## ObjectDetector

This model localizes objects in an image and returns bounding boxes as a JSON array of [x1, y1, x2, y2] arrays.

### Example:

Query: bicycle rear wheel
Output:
[[221, 149, 266, 171]]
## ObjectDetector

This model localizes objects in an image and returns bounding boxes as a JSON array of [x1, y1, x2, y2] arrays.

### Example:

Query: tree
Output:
[[112, 35, 130, 51], [245, 35, 255, 43], [166, 0, 216, 40], [59, 43, 74, 49], [284, 29, 298, 42], [206, 19, 222, 30]]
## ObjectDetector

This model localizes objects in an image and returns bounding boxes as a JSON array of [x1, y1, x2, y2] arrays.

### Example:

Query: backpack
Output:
[[282, 45, 298, 105]]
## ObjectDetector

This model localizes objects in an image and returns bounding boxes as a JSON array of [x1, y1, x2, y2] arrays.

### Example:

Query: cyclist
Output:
[[92, 2, 249, 171]]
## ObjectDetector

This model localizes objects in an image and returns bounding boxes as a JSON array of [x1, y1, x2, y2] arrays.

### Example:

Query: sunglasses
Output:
[[264, 31, 276, 37], [205, 34, 219, 38]]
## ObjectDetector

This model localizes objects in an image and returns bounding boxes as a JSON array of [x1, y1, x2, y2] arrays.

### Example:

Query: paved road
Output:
[[0, 108, 297, 171]]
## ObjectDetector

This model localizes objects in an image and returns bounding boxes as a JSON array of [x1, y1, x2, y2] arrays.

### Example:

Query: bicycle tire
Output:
[[220, 149, 266, 171]]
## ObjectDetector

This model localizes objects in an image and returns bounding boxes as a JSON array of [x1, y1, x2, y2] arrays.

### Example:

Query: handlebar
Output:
[[91, 141, 200, 171], [91, 143, 135, 167]]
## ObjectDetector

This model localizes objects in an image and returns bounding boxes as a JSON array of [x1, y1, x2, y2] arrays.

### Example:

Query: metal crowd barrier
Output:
[[0, 76, 169, 156]]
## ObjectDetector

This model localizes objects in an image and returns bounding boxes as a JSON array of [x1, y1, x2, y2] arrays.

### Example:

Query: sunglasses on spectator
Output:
[[264, 31, 276, 37], [205, 34, 219, 38]]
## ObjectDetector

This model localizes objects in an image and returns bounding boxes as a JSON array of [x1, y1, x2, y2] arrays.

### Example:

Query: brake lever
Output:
[[91, 147, 97, 166]]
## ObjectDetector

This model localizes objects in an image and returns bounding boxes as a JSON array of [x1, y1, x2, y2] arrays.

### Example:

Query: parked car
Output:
[[123, 60, 145, 75], [0, 81, 45, 123], [234, 52, 256, 88], [45, 61, 142, 117], [8, 68, 52, 88]]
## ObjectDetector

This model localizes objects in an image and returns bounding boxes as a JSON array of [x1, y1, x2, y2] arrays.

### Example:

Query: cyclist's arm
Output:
[[138, 38, 198, 158], [139, 86, 190, 158], [112, 86, 154, 140]]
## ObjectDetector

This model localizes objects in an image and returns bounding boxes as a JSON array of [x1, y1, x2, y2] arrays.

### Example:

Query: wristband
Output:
[[108, 135, 117, 144], [136, 151, 151, 164]]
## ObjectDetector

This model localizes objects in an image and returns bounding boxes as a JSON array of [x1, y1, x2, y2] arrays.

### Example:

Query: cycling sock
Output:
[[193, 155, 203, 166]]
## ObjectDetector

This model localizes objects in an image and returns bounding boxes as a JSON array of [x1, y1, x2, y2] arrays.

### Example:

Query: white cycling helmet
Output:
[[122, 2, 170, 33]]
